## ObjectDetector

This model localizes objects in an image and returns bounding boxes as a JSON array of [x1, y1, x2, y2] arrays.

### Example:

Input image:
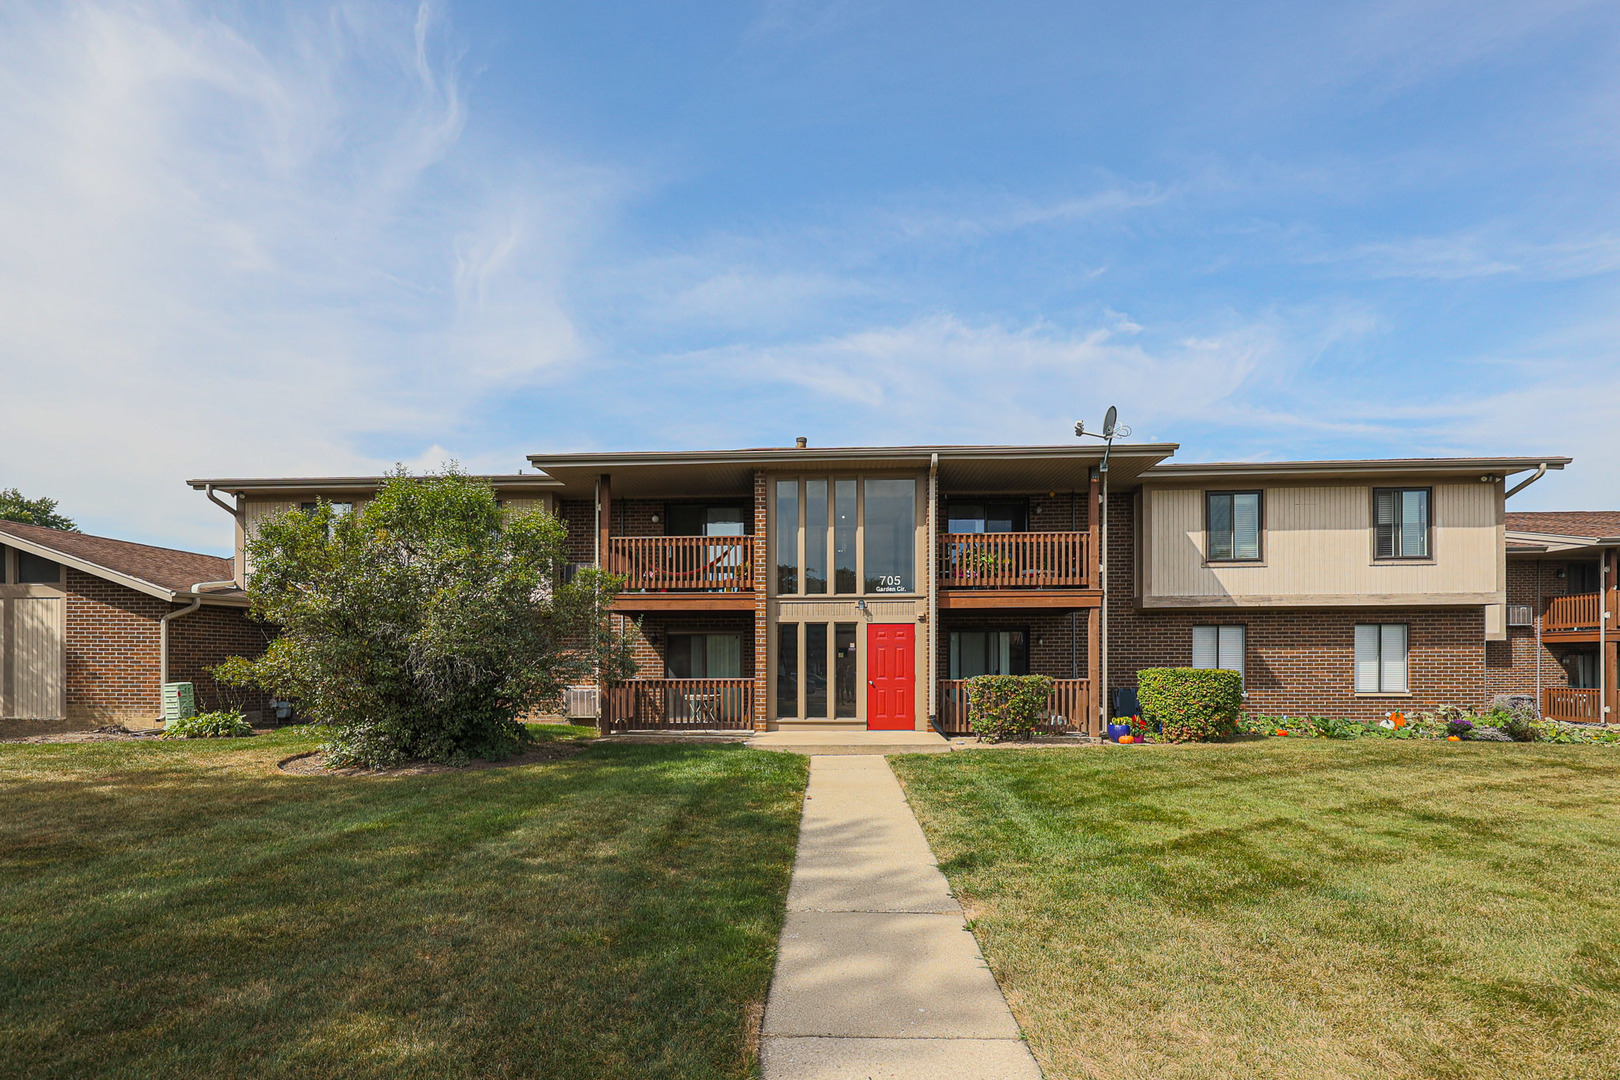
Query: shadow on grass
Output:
[[0, 736, 807, 1080]]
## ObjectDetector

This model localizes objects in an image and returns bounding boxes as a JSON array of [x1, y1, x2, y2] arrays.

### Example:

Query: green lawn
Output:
[[892, 741, 1620, 1080], [0, 727, 807, 1080]]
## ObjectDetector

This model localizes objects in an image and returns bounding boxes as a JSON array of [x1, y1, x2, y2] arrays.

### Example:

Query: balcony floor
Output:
[[612, 592, 755, 612], [937, 588, 1101, 610]]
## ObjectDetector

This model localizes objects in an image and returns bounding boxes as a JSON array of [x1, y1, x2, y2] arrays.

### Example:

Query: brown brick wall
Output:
[[167, 605, 276, 718], [1106, 492, 1491, 718], [1488, 556, 1599, 699], [615, 499, 663, 538], [559, 498, 594, 564], [63, 569, 165, 725], [753, 471, 769, 728]]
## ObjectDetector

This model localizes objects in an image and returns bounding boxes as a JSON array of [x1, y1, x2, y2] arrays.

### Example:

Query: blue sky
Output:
[[2, 0, 1618, 552]]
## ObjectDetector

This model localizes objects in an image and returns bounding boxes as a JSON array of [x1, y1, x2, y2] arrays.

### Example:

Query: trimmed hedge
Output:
[[967, 674, 1055, 742], [1137, 668, 1242, 743]]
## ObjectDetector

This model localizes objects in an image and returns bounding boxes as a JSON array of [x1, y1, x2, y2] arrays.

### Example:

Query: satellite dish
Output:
[[1073, 420, 1085, 437], [1103, 405, 1117, 438]]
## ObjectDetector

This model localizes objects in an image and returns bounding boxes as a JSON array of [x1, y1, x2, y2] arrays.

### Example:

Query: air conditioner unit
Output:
[[563, 685, 599, 719], [1507, 604, 1533, 628]]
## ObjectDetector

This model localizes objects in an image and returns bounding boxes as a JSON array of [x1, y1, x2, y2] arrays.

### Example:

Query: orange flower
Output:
[[1276, 730, 1289, 736]]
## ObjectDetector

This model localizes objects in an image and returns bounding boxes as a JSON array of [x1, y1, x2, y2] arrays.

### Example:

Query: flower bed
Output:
[[1236, 707, 1620, 745]]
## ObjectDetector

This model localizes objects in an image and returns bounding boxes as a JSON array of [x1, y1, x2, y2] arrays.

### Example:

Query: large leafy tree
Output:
[[219, 467, 635, 767], [0, 488, 78, 531]]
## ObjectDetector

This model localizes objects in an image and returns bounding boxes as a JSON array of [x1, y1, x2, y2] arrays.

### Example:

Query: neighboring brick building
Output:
[[195, 445, 1616, 734], [0, 520, 273, 735]]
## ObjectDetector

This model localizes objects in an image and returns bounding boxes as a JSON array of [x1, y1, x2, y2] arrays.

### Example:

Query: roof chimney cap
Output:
[[794, 436, 808, 449]]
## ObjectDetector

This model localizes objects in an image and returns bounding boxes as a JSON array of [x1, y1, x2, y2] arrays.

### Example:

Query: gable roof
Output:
[[0, 520, 244, 605], [1505, 511, 1620, 540]]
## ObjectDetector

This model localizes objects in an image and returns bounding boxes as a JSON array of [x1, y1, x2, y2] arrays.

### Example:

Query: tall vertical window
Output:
[[1192, 625, 1246, 681], [1374, 489, 1430, 559], [1206, 492, 1262, 562], [1354, 623, 1408, 693], [777, 623, 799, 716], [948, 630, 1028, 679], [775, 480, 799, 593], [834, 480, 858, 593], [804, 480, 828, 594], [863, 478, 915, 593], [835, 623, 858, 716], [805, 622, 828, 717]]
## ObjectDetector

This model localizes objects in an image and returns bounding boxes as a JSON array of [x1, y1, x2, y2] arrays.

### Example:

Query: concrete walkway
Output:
[[761, 755, 1042, 1080]]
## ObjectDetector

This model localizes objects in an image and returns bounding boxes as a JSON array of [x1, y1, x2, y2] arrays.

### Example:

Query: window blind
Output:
[[1232, 494, 1260, 560], [1354, 623, 1382, 692], [1380, 623, 1408, 692]]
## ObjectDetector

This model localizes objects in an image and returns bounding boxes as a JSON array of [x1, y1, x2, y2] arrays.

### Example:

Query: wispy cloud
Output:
[[0, 1, 616, 550]]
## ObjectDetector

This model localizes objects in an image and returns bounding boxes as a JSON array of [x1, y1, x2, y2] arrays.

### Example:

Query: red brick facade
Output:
[[64, 569, 165, 725], [61, 568, 272, 727]]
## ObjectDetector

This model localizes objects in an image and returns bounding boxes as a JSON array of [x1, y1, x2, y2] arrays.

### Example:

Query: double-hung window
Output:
[[1192, 625, 1246, 682], [1374, 488, 1429, 559], [1354, 623, 1408, 693], [1206, 491, 1262, 562]]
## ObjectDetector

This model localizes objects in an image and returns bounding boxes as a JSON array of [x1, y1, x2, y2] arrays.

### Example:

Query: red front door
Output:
[[867, 624, 915, 730]]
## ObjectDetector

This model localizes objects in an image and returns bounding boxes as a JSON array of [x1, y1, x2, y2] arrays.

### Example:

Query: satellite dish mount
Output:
[[1073, 405, 1130, 474]]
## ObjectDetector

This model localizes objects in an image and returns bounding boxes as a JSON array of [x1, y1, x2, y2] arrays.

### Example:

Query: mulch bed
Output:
[[278, 741, 587, 777], [2, 725, 167, 745]]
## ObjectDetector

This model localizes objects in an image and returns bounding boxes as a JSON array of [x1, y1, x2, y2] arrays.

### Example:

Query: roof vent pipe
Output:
[[795, 437, 808, 448]]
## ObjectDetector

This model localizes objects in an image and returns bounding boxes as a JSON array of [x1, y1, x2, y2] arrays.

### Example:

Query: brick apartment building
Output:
[[188, 442, 1618, 735]]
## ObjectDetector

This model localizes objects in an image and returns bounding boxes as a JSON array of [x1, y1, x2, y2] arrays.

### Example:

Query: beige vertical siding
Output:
[[1141, 481, 1503, 606], [6, 595, 65, 719], [241, 499, 297, 578]]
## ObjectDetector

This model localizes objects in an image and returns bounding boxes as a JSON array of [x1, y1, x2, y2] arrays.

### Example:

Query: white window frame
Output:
[[1373, 488, 1430, 560], [1355, 623, 1409, 694]]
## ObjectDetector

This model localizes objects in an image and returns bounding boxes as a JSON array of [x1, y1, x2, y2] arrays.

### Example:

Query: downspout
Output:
[[158, 580, 238, 702], [203, 484, 246, 586], [1504, 462, 1550, 500], [927, 453, 940, 734]]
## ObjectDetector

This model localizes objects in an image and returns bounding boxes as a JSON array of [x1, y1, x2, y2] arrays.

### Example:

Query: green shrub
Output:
[[1309, 715, 1363, 739], [1532, 720, 1620, 745], [1137, 668, 1242, 742], [164, 710, 253, 739], [967, 675, 1055, 742]]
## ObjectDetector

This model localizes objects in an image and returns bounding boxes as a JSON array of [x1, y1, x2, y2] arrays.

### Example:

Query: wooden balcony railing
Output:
[[937, 532, 1091, 589], [1544, 687, 1602, 722], [1544, 592, 1604, 631], [936, 678, 1093, 736], [608, 536, 754, 592], [601, 678, 754, 732]]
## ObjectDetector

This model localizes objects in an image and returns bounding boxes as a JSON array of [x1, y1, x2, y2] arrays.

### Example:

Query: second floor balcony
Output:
[[609, 535, 754, 592], [937, 530, 1093, 589], [1544, 592, 1607, 633]]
